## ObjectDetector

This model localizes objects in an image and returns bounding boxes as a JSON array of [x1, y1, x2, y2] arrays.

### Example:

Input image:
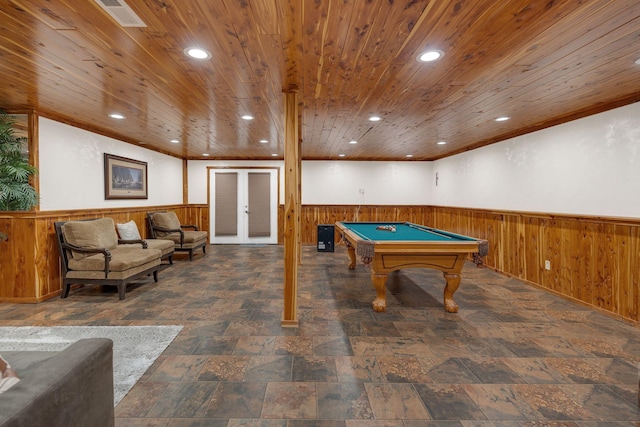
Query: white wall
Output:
[[431, 101, 640, 218], [38, 118, 183, 211], [302, 161, 431, 205], [187, 160, 431, 205], [40, 99, 640, 219]]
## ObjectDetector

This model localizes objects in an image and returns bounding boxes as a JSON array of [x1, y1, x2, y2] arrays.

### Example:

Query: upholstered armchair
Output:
[[146, 211, 207, 261], [54, 218, 163, 300]]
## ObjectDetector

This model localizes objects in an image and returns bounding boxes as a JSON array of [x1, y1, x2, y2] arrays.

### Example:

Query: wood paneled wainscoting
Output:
[[429, 207, 640, 323], [0, 205, 209, 303]]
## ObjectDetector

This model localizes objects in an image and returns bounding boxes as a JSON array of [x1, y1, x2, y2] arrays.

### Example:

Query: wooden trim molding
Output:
[[28, 110, 40, 211]]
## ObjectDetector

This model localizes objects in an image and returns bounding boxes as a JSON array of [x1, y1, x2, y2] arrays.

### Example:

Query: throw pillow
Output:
[[116, 220, 142, 240]]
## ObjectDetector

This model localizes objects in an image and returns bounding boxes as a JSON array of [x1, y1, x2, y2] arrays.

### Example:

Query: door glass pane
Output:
[[248, 172, 270, 237], [215, 172, 238, 236]]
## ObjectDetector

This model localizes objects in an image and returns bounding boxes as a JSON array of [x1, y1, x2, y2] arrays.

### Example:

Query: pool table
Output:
[[335, 221, 488, 313]]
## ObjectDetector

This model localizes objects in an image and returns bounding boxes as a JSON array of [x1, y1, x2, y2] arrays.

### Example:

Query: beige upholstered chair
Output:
[[54, 218, 163, 300], [147, 211, 207, 261]]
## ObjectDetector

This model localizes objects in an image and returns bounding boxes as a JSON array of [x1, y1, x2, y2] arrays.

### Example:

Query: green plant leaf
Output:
[[0, 111, 38, 213]]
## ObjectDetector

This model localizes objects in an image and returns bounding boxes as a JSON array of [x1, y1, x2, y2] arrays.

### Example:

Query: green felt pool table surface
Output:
[[338, 221, 477, 242]]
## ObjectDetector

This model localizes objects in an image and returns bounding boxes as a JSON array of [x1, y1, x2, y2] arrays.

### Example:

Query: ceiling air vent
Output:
[[94, 0, 147, 27]]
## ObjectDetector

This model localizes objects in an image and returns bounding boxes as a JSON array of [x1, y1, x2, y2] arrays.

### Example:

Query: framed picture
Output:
[[104, 153, 148, 199]]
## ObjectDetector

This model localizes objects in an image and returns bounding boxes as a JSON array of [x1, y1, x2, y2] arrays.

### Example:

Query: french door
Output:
[[209, 168, 278, 244]]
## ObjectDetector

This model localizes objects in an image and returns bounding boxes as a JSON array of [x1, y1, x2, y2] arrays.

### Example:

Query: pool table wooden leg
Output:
[[442, 273, 460, 313], [346, 243, 356, 270], [371, 272, 388, 312]]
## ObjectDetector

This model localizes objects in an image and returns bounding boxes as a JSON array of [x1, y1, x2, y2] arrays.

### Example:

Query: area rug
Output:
[[0, 325, 183, 405]]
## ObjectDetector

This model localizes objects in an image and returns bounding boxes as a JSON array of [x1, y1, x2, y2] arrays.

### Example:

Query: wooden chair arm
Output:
[[61, 242, 111, 255], [151, 226, 182, 234], [181, 224, 199, 231], [150, 226, 185, 245], [117, 239, 149, 248]]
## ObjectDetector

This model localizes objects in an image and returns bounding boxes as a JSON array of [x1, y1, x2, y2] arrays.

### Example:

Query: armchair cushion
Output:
[[160, 231, 208, 245], [68, 246, 161, 272], [116, 220, 142, 240], [150, 212, 181, 236], [119, 239, 175, 263], [65, 258, 160, 281], [63, 218, 118, 259]]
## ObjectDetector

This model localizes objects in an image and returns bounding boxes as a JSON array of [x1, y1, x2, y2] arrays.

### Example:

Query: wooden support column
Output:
[[182, 159, 188, 205], [28, 110, 40, 211], [297, 112, 302, 265], [282, 90, 300, 327]]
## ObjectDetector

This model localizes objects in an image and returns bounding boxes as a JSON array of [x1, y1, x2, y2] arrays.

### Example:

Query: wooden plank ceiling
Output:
[[1, 0, 639, 161]]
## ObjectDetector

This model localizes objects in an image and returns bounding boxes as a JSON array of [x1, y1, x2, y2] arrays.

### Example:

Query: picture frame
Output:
[[104, 153, 148, 199]]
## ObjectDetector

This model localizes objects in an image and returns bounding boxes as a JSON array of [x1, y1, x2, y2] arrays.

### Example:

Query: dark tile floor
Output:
[[2, 245, 640, 426]]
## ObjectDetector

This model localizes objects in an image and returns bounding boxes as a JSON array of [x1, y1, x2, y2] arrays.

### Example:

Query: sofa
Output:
[[0, 338, 114, 427], [54, 217, 163, 300]]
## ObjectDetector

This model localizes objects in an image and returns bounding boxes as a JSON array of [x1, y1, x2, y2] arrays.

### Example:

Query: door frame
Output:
[[207, 166, 280, 244]]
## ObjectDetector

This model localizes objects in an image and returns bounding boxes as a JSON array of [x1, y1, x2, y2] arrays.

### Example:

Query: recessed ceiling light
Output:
[[271, 153, 278, 157], [260, 139, 268, 144], [406, 154, 413, 158], [202, 153, 209, 156], [184, 47, 211, 60], [417, 50, 444, 62], [339, 154, 345, 157], [109, 113, 125, 119], [495, 116, 510, 122], [349, 140, 358, 144], [242, 115, 254, 120], [369, 116, 381, 122], [437, 141, 447, 145], [170, 139, 179, 144]]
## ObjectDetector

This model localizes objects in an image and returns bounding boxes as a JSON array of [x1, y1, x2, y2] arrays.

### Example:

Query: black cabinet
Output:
[[317, 224, 335, 252]]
